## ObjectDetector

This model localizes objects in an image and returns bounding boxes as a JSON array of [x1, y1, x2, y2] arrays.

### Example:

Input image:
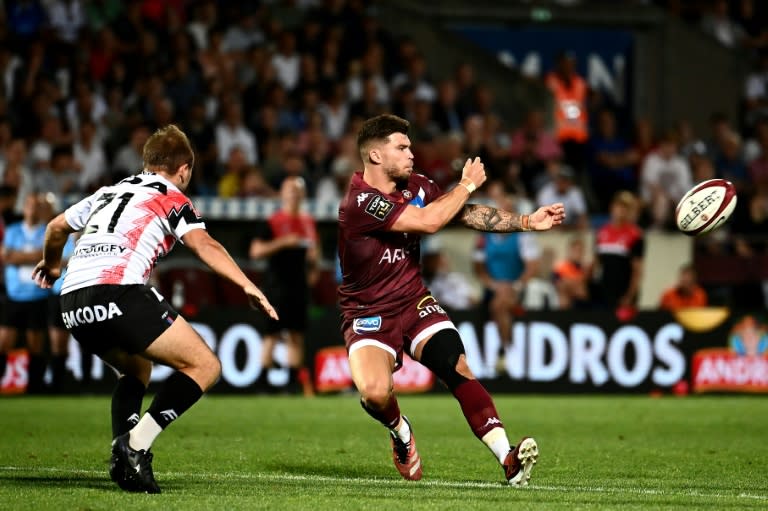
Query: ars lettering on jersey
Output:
[[378, 247, 409, 264]]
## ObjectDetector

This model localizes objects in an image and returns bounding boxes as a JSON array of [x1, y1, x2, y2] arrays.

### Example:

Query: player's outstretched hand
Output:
[[461, 157, 487, 191], [31, 261, 60, 289], [244, 284, 279, 320], [529, 203, 566, 231]]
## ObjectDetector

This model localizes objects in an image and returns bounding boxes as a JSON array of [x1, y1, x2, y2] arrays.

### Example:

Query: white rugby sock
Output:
[[129, 413, 163, 452], [393, 416, 411, 443], [482, 427, 512, 465]]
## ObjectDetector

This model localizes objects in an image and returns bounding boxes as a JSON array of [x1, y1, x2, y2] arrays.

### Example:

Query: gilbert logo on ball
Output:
[[675, 179, 737, 236]]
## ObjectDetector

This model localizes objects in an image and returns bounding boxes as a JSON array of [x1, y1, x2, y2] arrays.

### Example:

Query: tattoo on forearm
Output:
[[457, 204, 523, 232]]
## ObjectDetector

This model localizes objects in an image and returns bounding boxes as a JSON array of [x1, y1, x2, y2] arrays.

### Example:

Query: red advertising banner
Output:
[[314, 346, 435, 394], [690, 314, 768, 393], [0, 349, 28, 395]]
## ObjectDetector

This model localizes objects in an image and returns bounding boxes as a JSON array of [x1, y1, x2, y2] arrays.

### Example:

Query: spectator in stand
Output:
[[0, 139, 32, 214], [422, 244, 479, 311], [640, 133, 693, 230], [216, 100, 258, 166], [747, 119, 768, 187], [272, 30, 302, 93], [240, 166, 276, 198], [249, 177, 318, 396], [0, 193, 49, 393], [45, 0, 86, 46], [113, 124, 149, 180], [432, 79, 463, 134], [715, 130, 749, 192], [315, 156, 354, 206], [536, 165, 589, 231], [217, 147, 251, 198], [391, 52, 436, 103], [318, 82, 351, 142], [546, 51, 590, 175], [744, 50, 768, 128], [73, 119, 108, 193], [473, 182, 541, 347], [27, 115, 69, 173], [35, 145, 81, 197], [660, 264, 708, 311], [509, 110, 562, 174], [700, 0, 747, 49], [632, 117, 657, 165], [705, 112, 735, 163], [553, 236, 590, 309], [409, 100, 441, 144], [588, 108, 640, 212], [591, 191, 644, 311], [350, 76, 388, 122]]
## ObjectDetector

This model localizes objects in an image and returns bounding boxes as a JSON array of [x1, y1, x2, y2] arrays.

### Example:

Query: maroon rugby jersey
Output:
[[338, 171, 442, 317]]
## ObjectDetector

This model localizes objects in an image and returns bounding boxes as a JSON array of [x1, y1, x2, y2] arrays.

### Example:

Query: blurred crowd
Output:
[[0, 0, 764, 311]]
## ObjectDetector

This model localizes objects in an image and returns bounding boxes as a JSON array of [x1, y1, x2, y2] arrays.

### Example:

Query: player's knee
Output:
[[359, 380, 393, 410], [419, 329, 470, 391]]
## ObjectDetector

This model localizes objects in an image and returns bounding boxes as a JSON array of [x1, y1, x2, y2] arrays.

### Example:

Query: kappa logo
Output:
[[353, 316, 382, 334], [482, 417, 502, 429], [160, 409, 178, 422], [365, 195, 394, 220], [416, 295, 445, 318], [356, 192, 371, 207], [127, 413, 140, 426]]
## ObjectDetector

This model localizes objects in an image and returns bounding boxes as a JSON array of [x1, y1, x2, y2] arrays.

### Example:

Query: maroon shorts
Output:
[[342, 294, 457, 369]]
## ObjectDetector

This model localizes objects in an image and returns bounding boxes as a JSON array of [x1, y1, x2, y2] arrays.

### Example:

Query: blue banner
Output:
[[451, 25, 633, 107]]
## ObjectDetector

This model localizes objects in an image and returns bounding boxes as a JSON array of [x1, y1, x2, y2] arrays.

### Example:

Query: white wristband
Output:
[[460, 180, 476, 194]]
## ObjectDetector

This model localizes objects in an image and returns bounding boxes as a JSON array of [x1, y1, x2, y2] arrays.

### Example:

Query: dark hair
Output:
[[142, 124, 194, 172], [357, 114, 410, 156]]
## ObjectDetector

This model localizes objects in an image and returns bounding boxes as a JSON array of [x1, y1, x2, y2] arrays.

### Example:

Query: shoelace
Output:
[[391, 434, 411, 464]]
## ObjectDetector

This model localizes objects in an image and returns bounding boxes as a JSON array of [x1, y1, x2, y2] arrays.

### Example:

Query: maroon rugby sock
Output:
[[452, 379, 504, 439], [360, 396, 401, 430]]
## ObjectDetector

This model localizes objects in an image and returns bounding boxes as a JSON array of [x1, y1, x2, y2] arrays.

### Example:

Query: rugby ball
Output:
[[675, 179, 737, 236]]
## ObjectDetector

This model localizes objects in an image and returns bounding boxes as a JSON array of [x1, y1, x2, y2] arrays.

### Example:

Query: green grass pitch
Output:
[[0, 394, 766, 510]]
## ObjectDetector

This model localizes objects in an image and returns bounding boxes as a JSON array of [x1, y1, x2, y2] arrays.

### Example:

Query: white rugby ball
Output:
[[675, 179, 737, 236]]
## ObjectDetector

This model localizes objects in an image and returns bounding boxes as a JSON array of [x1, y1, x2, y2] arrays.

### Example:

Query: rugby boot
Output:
[[111, 433, 161, 493], [390, 416, 422, 481], [504, 436, 538, 487]]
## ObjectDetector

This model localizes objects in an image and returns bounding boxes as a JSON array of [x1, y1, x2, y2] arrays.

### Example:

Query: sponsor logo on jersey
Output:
[[416, 295, 445, 318], [356, 192, 371, 207], [61, 302, 124, 329], [365, 195, 394, 220], [73, 243, 128, 257], [378, 247, 409, 264], [353, 316, 382, 334]]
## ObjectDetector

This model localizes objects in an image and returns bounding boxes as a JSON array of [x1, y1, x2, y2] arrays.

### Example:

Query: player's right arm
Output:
[[32, 213, 78, 288], [182, 228, 278, 320], [389, 157, 487, 234]]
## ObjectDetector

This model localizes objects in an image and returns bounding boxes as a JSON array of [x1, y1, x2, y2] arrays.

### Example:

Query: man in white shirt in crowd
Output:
[[640, 133, 692, 230], [536, 165, 588, 230]]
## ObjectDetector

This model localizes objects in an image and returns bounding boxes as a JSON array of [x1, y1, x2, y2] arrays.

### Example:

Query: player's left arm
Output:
[[32, 213, 77, 288], [454, 202, 566, 232]]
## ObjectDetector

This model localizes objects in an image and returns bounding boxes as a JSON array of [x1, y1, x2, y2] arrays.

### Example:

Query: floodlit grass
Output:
[[1, 394, 766, 510]]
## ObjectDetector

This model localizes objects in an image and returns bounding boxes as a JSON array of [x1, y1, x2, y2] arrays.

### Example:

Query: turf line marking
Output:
[[1, 466, 766, 501]]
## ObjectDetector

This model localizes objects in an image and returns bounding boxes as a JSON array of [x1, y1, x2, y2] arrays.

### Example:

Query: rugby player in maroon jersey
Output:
[[338, 114, 565, 485]]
